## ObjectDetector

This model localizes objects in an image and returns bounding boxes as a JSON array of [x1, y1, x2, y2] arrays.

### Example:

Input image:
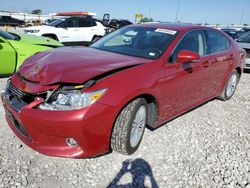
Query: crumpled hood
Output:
[[18, 47, 151, 85]]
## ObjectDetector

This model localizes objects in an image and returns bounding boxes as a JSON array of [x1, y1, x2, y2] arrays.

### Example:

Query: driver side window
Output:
[[170, 30, 206, 63]]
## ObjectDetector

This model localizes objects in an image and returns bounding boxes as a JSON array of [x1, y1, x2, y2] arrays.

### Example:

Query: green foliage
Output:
[[31, 9, 42, 15], [140, 17, 154, 23]]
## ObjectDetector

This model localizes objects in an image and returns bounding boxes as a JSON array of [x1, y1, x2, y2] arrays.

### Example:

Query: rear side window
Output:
[[206, 30, 231, 54], [170, 30, 206, 62], [78, 19, 97, 27]]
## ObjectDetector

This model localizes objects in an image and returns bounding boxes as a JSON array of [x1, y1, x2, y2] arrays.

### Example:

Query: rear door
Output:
[[0, 37, 16, 75], [205, 29, 233, 97], [160, 30, 211, 121]]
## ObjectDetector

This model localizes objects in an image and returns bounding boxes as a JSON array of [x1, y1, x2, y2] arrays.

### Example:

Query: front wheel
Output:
[[111, 98, 147, 155], [217, 70, 239, 101]]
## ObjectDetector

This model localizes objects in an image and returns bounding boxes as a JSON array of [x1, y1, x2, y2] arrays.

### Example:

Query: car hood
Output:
[[18, 47, 151, 85], [10, 33, 63, 47]]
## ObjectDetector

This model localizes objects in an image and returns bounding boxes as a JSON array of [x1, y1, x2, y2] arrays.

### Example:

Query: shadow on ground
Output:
[[107, 158, 158, 188]]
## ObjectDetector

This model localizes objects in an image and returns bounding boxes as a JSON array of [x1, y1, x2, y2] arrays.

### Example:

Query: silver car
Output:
[[237, 31, 250, 70]]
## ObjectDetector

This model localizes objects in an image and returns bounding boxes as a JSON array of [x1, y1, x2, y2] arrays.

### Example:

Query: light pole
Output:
[[240, 9, 245, 25], [175, 0, 181, 22]]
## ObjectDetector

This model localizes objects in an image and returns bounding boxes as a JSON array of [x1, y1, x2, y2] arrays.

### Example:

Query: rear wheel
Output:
[[111, 98, 147, 155], [217, 70, 239, 101]]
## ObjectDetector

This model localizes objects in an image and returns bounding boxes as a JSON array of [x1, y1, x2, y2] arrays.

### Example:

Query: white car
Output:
[[237, 31, 250, 70], [24, 17, 106, 45]]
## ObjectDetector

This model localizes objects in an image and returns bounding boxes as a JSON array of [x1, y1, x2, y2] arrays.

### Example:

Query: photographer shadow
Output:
[[107, 158, 159, 188]]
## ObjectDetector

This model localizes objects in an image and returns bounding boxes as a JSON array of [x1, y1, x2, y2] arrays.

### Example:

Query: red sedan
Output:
[[1, 24, 245, 158]]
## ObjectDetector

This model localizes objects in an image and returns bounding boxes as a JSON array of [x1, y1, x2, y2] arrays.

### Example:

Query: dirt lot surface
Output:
[[0, 73, 250, 188]]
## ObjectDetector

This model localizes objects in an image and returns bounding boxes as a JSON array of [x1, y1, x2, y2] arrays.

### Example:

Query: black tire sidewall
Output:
[[125, 99, 147, 155], [92, 36, 101, 43]]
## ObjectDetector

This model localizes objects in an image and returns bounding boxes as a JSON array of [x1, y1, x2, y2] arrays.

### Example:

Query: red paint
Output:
[[177, 50, 201, 64], [1, 24, 245, 158]]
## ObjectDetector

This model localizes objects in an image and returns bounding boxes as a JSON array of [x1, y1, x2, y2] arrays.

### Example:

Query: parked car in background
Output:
[[102, 14, 133, 34], [221, 28, 237, 38], [24, 17, 106, 45], [1, 24, 245, 158], [234, 27, 250, 40], [0, 29, 63, 76], [237, 31, 250, 70], [109, 19, 133, 29], [0, 16, 25, 27], [25, 19, 43, 27], [43, 19, 57, 25]]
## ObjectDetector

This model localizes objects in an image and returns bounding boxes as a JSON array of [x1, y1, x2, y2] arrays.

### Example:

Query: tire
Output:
[[92, 36, 101, 43], [111, 98, 147, 155], [217, 70, 239, 101]]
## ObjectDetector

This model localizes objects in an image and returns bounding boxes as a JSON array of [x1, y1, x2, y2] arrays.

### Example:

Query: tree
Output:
[[31, 9, 42, 15], [140, 17, 154, 23]]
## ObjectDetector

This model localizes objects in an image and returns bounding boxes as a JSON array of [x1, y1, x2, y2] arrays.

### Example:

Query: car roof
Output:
[[134, 23, 212, 32]]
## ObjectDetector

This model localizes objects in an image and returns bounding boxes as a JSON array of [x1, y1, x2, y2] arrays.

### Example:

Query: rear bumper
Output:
[[1, 92, 116, 158]]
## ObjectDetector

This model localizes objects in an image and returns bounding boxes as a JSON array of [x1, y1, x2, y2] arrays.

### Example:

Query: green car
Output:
[[0, 29, 63, 77]]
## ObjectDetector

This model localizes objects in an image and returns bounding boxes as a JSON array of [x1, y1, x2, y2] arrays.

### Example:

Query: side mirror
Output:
[[177, 50, 200, 64]]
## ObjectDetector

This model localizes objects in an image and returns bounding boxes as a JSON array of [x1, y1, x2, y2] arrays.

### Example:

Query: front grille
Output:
[[8, 81, 25, 99], [5, 82, 28, 112], [4, 80, 47, 112]]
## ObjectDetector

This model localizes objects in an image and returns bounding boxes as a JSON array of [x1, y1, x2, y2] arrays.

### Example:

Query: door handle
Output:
[[202, 61, 210, 68]]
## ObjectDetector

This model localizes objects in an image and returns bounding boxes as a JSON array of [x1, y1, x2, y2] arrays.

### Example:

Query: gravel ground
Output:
[[0, 73, 250, 188]]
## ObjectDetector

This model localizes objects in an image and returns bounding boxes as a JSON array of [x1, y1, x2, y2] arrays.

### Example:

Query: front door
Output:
[[159, 30, 211, 122], [57, 19, 79, 42]]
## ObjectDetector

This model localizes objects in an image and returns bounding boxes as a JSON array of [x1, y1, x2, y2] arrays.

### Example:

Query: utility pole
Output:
[[175, 0, 181, 22], [240, 9, 245, 25], [148, 8, 151, 19]]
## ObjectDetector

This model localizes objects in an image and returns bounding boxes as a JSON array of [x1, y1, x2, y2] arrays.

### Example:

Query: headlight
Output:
[[38, 88, 106, 111], [24, 29, 40, 33]]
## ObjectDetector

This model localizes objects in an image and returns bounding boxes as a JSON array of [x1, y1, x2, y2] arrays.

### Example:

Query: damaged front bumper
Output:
[[1, 76, 116, 158]]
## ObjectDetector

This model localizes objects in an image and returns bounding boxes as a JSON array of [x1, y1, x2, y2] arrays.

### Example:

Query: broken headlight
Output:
[[37, 88, 106, 111]]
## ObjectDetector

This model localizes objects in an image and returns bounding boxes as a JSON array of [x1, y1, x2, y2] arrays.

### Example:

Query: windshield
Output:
[[91, 26, 178, 59], [237, 31, 250, 43], [0, 29, 17, 40], [48, 19, 64, 27]]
